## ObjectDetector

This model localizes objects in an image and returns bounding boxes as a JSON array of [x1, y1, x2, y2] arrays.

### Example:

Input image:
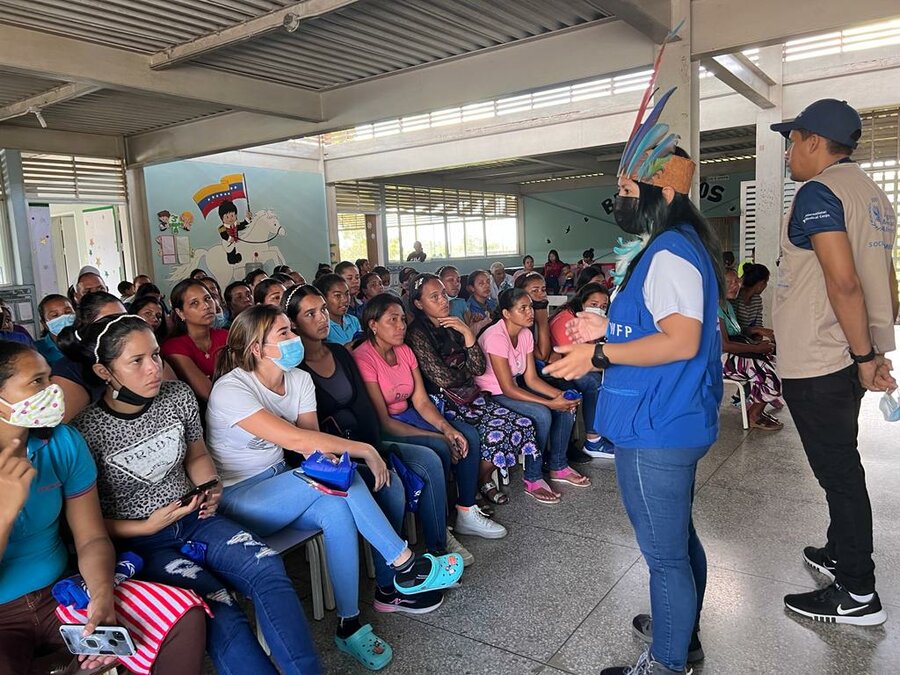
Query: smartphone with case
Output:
[[179, 479, 219, 506], [293, 469, 349, 497], [59, 624, 137, 656]]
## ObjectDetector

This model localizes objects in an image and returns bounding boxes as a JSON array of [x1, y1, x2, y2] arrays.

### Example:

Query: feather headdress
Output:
[[617, 19, 695, 194]]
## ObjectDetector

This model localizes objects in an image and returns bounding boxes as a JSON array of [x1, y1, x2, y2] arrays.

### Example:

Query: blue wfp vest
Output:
[[596, 225, 723, 449]]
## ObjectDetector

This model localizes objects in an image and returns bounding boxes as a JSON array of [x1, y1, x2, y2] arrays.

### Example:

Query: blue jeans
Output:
[[386, 416, 480, 507], [615, 446, 709, 672], [572, 371, 603, 435], [125, 511, 321, 675], [356, 465, 407, 590], [220, 461, 407, 617], [494, 395, 574, 481]]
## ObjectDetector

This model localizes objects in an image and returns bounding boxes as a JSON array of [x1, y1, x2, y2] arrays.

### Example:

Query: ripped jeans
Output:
[[123, 511, 321, 675]]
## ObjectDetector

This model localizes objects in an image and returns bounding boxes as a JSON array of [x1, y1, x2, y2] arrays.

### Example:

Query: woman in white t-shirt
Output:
[[206, 305, 464, 672], [475, 288, 590, 505]]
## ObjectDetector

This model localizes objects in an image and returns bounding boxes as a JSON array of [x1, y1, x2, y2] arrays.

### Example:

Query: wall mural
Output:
[[143, 161, 328, 294]]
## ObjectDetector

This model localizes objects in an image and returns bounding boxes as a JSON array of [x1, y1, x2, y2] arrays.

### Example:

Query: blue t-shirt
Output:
[[788, 167, 850, 250], [449, 297, 467, 320], [35, 335, 65, 365], [0, 425, 97, 603], [326, 314, 362, 345], [466, 296, 496, 320]]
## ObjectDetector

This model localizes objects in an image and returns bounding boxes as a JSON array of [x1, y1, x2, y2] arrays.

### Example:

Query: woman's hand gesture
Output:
[[437, 316, 476, 346], [566, 311, 608, 344]]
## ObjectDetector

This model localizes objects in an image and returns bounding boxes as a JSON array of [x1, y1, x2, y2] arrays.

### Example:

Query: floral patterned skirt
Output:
[[443, 394, 539, 473], [722, 353, 782, 406]]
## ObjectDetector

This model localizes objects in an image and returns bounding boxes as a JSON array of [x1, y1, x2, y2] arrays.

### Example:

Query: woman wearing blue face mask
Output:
[[36, 294, 76, 365], [206, 305, 465, 672]]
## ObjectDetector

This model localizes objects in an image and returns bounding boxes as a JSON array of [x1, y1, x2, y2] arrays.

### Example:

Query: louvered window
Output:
[[382, 185, 519, 262], [335, 181, 382, 214], [21, 154, 127, 202], [739, 179, 799, 261]]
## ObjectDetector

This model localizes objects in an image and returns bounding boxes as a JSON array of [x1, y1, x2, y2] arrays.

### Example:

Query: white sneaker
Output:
[[454, 505, 508, 540], [445, 528, 474, 566]]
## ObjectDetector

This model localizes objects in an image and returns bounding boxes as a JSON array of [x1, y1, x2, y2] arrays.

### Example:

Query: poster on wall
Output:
[[143, 161, 328, 294], [27, 203, 57, 295], [82, 206, 124, 291]]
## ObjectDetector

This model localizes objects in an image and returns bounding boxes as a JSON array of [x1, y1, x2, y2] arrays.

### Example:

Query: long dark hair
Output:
[[619, 157, 725, 299], [576, 264, 605, 290], [282, 284, 324, 328], [561, 282, 609, 315], [360, 293, 405, 344], [547, 249, 560, 263], [407, 273, 441, 322], [513, 271, 544, 290], [57, 292, 125, 358], [253, 278, 286, 305], [313, 273, 346, 296], [129, 295, 169, 343], [66, 314, 152, 386], [169, 279, 212, 337], [741, 263, 770, 288], [478, 287, 530, 339]]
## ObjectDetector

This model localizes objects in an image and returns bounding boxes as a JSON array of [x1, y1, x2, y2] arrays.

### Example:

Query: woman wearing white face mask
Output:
[[206, 305, 465, 672], [35, 294, 76, 365]]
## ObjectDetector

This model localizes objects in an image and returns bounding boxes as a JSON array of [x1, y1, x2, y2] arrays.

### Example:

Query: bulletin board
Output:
[[0, 285, 38, 337]]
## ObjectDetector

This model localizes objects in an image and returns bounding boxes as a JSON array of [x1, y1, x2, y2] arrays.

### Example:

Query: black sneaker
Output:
[[803, 546, 836, 582], [373, 586, 443, 615], [784, 583, 887, 626], [567, 445, 594, 465], [631, 614, 705, 663]]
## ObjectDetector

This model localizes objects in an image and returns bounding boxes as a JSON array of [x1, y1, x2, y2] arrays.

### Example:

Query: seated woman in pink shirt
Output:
[[475, 288, 590, 504], [161, 279, 228, 404]]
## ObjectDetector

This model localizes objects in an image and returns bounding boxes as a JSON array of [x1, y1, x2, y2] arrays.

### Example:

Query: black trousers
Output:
[[782, 364, 874, 594]]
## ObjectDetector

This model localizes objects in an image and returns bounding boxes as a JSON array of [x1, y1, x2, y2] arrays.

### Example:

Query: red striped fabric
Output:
[[55, 580, 211, 675]]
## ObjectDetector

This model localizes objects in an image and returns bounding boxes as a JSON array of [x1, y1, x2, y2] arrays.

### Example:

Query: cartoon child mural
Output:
[[157, 210, 170, 231], [217, 199, 253, 265], [180, 211, 194, 232]]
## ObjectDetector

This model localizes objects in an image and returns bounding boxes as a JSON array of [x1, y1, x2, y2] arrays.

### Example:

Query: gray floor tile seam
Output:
[[494, 516, 644, 553], [693, 442, 743, 492], [702, 560, 830, 592], [396, 611, 576, 673], [699, 480, 827, 506], [544, 556, 647, 669]]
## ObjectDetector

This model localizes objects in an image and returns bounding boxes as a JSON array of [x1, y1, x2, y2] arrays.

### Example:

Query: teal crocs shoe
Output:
[[394, 552, 465, 596], [334, 624, 393, 671]]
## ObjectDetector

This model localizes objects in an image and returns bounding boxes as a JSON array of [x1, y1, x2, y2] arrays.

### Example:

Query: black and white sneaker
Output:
[[803, 546, 836, 582], [631, 614, 705, 663], [784, 583, 887, 626], [600, 649, 692, 675], [373, 586, 443, 615]]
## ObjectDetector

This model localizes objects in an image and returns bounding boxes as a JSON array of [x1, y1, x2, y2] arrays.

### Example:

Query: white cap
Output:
[[77, 265, 102, 281]]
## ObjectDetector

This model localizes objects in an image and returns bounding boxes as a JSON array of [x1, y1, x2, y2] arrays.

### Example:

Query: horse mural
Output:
[[167, 208, 286, 286]]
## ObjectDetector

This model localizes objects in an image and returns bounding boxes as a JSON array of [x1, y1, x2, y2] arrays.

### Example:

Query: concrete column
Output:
[[656, 0, 701, 202], [752, 45, 785, 324], [125, 167, 154, 278]]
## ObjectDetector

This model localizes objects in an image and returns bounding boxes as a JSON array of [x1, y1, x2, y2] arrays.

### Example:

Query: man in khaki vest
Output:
[[771, 99, 898, 626]]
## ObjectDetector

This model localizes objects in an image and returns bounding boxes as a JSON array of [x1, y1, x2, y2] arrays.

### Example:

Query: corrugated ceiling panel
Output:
[[6, 90, 232, 135], [0, 72, 64, 107], [0, 0, 610, 89]]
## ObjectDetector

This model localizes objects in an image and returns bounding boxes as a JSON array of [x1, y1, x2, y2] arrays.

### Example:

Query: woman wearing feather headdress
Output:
[[543, 21, 726, 675]]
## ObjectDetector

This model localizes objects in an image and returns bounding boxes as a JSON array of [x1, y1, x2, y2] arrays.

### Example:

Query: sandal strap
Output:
[[480, 481, 499, 493]]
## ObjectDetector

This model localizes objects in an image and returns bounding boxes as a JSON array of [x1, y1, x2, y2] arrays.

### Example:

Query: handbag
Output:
[[440, 382, 480, 407], [388, 451, 425, 513], [300, 451, 357, 491]]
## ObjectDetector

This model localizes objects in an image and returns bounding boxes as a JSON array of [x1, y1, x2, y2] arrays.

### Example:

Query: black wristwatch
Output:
[[851, 348, 876, 364], [591, 343, 611, 370]]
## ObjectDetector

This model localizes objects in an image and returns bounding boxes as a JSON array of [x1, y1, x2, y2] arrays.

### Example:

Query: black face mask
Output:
[[532, 299, 549, 311], [110, 375, 155, 407], [613, 195, 644, 235]]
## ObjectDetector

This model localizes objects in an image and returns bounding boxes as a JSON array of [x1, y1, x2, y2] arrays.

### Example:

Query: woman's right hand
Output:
[[754, 341, 775, 355], [437, 316, 476, 346], [365, 448, 391, 491], [143, 495, 202, 535], [548, 393, 579, 412]]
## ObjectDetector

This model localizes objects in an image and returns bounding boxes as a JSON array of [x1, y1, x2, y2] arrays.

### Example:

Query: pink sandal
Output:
[[548, 466, 592, 488], [524, 479, 561, 505]]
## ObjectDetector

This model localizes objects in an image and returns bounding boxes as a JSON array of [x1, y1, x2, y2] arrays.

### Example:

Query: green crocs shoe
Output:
[[334, 623, 393, 671], [394, 552, 465, 596]]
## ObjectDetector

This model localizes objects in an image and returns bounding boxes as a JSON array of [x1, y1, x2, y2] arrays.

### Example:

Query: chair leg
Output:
[[306, 539, 325, 621], [362, 540, 376, 580], [405, 511, 418, 546], [738, 383, 749, 430], [317, 534, 336, 611]]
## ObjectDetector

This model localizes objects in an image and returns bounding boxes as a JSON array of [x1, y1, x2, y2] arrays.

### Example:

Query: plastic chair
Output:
[[724, 378, 749, 430]]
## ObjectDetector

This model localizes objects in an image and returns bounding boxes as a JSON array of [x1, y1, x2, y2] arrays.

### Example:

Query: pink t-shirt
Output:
[[474, 321, 534, 395], [352, 341, 418, 415]]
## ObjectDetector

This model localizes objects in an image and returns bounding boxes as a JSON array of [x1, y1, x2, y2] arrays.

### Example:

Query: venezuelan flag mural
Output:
[[192, 174, 247, 217]]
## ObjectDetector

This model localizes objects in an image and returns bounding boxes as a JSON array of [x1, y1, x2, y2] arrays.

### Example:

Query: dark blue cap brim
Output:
[[770, 120, 796, 139]]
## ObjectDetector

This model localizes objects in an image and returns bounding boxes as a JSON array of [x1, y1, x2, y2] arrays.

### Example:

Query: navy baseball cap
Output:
[[770, 99, 862, 149]]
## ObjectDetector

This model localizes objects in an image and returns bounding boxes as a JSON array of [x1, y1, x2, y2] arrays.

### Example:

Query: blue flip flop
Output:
[[334, 623, 393, 671], [394, 553, 465, 596]]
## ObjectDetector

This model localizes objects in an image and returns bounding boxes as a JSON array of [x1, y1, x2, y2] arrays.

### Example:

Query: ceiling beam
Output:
[[527, 151, 604, 172], [0, 83, 100, 123], [594, 0, 671, 43], [0, 125, 124, 158], [367, 175, 519, 195], [0, 24, 322, 121], [691, 0, 900, 56], [701, 53, 775, 109], [150, 0, 361, 70]]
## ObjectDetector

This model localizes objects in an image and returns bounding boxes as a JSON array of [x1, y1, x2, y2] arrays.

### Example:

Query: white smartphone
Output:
[[59, 624, 137, 657]]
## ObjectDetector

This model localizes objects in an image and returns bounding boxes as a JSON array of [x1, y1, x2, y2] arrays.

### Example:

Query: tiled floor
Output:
[[273, 372, 900, 675]]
